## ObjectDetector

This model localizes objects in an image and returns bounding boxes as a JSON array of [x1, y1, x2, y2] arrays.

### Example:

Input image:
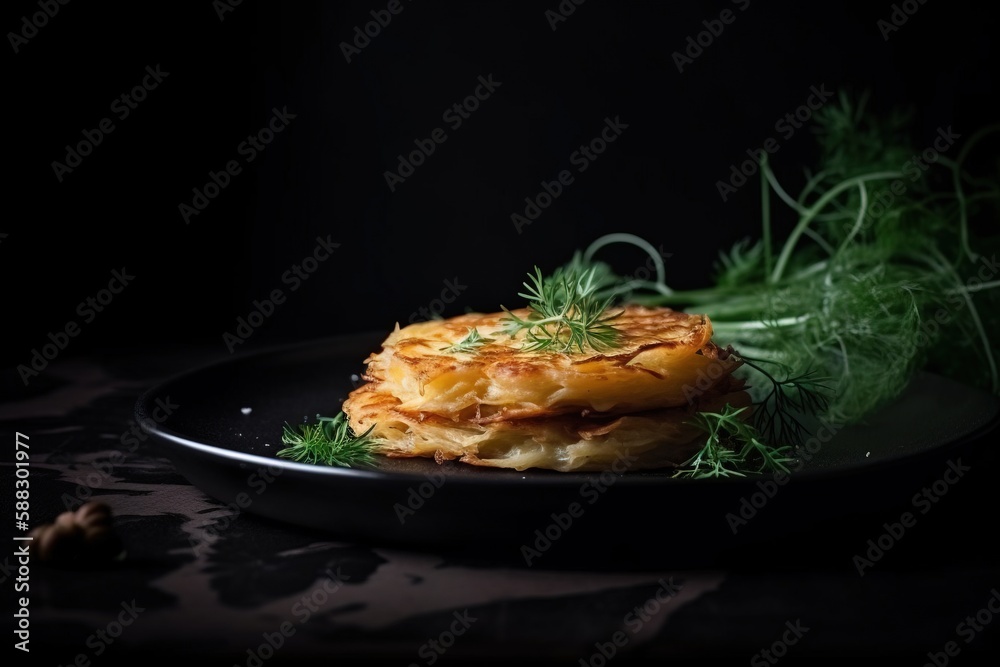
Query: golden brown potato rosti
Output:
[[342, 306, 749, 472]]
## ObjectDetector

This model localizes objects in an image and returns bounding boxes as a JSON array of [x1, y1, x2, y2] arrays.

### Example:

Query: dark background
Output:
[[3, 3, 999, 663], [3, 0, 995, 372]]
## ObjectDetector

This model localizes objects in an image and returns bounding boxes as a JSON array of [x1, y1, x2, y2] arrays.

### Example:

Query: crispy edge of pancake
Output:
[[343, 375, 751, 472]]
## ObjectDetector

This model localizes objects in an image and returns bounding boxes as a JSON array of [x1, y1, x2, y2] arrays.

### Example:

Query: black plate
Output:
[[137, 331, 1000, 568]]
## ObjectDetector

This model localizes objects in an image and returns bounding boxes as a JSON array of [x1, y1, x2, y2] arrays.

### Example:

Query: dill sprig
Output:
[[501, 265, 623, 353], [277, 413, 378, 467], [735, 355, 832, 449], [440, 327, 493, 354], [673, 405, 796, 479]]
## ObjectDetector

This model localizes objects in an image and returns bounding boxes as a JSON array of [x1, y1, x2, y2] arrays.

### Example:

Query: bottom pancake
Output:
[[344, 381, 751, 473]]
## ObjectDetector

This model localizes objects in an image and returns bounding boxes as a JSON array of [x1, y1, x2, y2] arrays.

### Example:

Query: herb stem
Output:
[[935, 249, 1000, 392], [836, 182, 869, 253], [710, 314, 812, 331], [950, 124, 1000, 263], [583, 233, 671, 293], [802, 228, 836, 256], [770, 171, 903, 283], [763, 162, 809, 217], [761, 154, 774, 282], [797, 169, 829, 207], [953, 280, 1000, 295]]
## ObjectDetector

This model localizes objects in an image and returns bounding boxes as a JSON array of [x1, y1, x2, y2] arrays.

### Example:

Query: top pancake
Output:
[[359, 305, 741, 422]]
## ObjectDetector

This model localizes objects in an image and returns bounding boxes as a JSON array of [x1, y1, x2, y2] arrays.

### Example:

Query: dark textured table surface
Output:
[[4, 343, 1000, 666]]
